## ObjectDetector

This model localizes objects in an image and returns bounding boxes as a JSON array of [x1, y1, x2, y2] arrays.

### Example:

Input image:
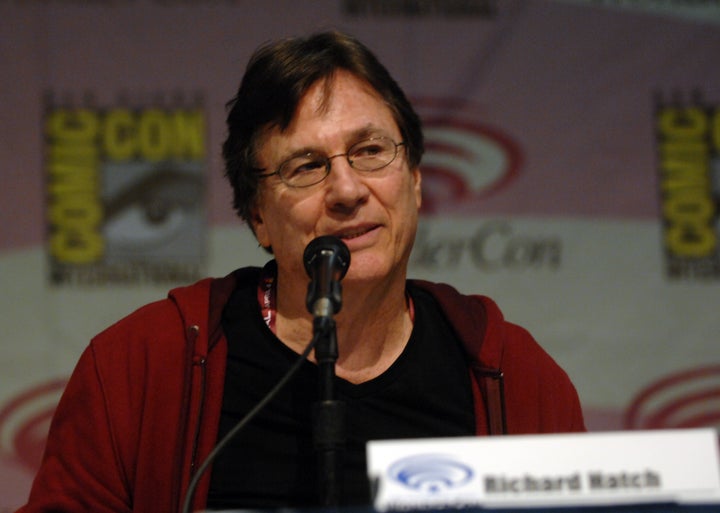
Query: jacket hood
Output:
[[411, 279, 505, 371], [166, 269, 503, 369], [166, 268, 260, 356]]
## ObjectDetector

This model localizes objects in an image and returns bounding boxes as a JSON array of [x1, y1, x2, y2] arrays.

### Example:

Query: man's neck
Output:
[[274, 271, 413, 384]]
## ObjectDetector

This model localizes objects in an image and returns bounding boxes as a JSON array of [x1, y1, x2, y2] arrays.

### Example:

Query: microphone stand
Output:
[[304, 236, 350, 507], [312, 312, 345, 508]]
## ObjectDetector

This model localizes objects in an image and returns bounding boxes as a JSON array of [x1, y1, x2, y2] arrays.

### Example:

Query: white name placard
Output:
[[367, 428, 720, 510]]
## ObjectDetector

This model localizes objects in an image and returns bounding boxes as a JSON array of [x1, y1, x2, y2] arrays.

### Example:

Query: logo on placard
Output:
[[624, 365, 720, 430], [0, 380, 67, 472], [415, 98, 522, 213], [388, 454, 474, 493]]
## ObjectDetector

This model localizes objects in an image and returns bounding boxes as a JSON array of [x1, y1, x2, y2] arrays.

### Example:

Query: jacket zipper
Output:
[[189, 354, 207, 475]]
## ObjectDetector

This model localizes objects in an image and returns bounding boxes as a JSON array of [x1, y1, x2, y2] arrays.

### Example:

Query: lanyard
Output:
[[257, 261, 277, 333], [256, 260, 414, 335]]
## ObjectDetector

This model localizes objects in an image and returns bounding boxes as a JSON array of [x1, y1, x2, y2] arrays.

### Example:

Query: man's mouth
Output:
[[335, 225, 378, 240]]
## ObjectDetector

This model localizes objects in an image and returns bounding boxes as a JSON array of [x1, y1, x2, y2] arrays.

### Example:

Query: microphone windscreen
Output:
[[303, 236, 351, 279]]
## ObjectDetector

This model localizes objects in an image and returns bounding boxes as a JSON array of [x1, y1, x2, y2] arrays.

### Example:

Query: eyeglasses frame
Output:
[[256, 136, 406, 188]]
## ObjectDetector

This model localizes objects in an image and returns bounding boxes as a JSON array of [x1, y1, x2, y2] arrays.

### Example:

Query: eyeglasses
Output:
[[257, 136, 406, 188]]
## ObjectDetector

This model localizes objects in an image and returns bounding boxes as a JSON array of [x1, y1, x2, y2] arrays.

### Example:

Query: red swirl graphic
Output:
[[0, 379, 67, 472], [624, 365, 720, 430], [414, 97, 522, 213]]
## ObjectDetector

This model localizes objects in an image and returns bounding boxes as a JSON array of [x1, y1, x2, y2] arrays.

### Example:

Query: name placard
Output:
[[367, 428, 720, 510]]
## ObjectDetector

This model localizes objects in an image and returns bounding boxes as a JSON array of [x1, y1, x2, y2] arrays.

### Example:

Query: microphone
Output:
[[304, 235, 351, 318]]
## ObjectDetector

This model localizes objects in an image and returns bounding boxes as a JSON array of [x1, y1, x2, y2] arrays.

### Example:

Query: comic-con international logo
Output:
[[656, 95, 720, 280], [414, 98, 522, 213], [44, 95, 206, 285]]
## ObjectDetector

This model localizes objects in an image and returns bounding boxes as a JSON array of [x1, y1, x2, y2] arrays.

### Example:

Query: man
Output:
[[18, 31, 584, 513]]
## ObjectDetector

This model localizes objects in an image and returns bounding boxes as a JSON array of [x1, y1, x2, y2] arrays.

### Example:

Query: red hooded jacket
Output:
[[18, 267, 585, 513]]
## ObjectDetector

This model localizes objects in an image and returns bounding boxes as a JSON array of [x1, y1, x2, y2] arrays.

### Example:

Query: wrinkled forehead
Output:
[[254, 71, 400, 155]]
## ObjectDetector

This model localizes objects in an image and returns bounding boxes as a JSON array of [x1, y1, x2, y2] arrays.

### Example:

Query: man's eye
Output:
[[287, 158, 325, 177], [352, 144, 384, 158]]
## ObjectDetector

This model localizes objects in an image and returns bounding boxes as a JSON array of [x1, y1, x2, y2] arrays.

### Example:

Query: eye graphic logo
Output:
[[414, 98, 522, 214], [103, 166, 204, 252], [388, 454, 474, 493], [624, 365, 720, 430]]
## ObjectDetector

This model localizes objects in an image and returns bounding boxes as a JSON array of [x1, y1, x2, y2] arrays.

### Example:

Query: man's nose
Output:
[[324, 154, 368, 208]]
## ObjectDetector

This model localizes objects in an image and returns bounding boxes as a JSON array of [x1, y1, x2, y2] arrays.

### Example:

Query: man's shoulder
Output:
[[408, 279, 489, 313], [89, 267, 261, 352]]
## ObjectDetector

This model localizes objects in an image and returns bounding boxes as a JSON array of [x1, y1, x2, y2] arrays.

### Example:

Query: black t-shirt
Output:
[[206, 281, 475, 509]]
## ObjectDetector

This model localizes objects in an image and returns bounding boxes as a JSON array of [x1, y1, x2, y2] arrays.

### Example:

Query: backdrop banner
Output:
[[1, 0, 719, 509]]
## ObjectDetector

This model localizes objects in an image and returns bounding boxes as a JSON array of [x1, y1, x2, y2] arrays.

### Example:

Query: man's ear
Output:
[[250, 206, 271, 250], [413, 166, 422, 210]]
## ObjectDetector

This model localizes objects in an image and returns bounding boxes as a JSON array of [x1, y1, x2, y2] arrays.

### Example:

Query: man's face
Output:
[[251, 70, 422, 290]]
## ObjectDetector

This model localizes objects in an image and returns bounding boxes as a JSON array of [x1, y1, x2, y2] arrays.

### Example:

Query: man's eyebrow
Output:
[[276, 125, 393, 163], [348, 125, 390, 141], [279, 146, 319, 162]]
